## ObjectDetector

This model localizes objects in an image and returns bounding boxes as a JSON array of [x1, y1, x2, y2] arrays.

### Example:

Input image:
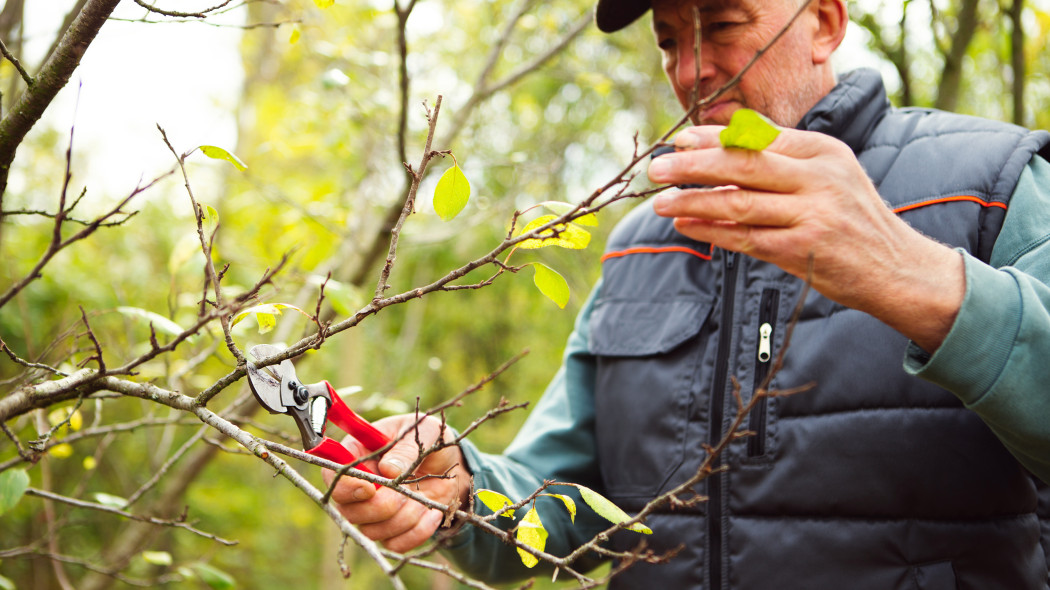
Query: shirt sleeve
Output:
[[905, 155, 1050, 483], [440, 281, 610, 582]]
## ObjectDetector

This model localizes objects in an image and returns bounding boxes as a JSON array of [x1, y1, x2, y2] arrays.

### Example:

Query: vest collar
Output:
[[797, 68, 891, 152]]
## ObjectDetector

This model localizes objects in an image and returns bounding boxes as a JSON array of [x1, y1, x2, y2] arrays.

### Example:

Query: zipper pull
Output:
[[757, 322, 773, 363]]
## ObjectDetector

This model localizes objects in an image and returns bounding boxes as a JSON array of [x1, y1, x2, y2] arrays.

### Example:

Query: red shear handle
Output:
[[307, 438, 382, 489], [323, 382, 392, 451]]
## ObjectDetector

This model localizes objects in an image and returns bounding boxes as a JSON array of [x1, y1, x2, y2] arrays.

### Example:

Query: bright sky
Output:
[[17, 1, 246, 200]]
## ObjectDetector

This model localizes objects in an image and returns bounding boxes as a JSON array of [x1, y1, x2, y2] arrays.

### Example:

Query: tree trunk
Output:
[[934, 0, 980, 112], [1010, 0, 1025, 125]]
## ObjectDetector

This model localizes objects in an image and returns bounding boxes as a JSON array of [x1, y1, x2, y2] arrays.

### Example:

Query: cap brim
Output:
[[594, 0, 651, 32]]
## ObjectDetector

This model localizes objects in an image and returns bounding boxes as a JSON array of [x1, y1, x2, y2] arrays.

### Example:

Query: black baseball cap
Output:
[[595, 0, 652, 32]]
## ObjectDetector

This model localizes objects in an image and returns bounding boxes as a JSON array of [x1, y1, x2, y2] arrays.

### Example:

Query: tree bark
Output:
[[1010, 0, 1025, 125], [934, 0, 980, 112]]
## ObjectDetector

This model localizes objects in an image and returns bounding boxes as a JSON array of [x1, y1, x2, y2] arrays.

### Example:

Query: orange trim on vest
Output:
[[601, 245, 713, 262], [893, 195, 1007, 214]]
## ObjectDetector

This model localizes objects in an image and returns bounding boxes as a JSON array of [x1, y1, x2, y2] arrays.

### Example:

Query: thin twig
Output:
[[25, 488, 237, 545], [131, 0, 234, 18], [373, 96, 444, 300], [0, 35, 32, 86]]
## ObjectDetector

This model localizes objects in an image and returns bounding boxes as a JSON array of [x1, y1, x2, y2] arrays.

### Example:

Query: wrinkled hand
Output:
[[648, 125, 964, 352], [323, 414, 471, 552]]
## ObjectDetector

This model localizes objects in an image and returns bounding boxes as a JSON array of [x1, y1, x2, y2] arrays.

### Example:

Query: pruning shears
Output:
[[246, 344, 390, 485]]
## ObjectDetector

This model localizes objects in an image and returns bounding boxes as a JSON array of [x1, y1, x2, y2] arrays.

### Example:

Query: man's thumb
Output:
[[378, 452, 410, 479]]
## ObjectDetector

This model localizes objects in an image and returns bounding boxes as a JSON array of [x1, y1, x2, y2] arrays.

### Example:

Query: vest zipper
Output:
[[708, 251, 737, 590], [747, 287, 779, 458]]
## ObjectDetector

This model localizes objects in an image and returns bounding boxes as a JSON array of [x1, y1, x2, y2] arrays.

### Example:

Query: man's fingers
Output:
[[653, 186, 804, 229], [674, 124, 830, 158], [356, 497, 433, 540], [323, 466, 377, 503], [334, 487, 408, 524], [381, 510, 445, 553], [653, 126, 842, 193]]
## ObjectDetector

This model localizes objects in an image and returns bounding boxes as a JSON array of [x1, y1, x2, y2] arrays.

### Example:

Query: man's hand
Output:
[[323, 414, 471, 552], [648, 125, 965, 352]]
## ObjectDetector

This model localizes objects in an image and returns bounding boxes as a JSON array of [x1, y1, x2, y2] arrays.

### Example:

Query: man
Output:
[[329, 0, 1050, 587]]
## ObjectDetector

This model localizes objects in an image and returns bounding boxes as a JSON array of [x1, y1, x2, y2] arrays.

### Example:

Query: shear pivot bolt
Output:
[[288, 381, 308, 405]]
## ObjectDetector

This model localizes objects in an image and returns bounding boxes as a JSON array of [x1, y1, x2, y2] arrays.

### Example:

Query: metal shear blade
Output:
[[247, 344, 295, 414]]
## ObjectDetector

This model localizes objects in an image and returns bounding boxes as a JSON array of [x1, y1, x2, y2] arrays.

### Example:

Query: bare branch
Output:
[[24, 487, 237, 544], [158, 126, 245, 366], [131, 0, 235, 18], [374, 97, 444, 300], [0, 34, 32, 86]]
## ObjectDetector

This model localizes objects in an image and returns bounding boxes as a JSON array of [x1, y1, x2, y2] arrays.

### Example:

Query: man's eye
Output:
[[707, 21, 738, 31], [657, 38, 676, 51]]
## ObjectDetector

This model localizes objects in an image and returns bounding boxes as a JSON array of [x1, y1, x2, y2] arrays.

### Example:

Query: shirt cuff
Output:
[[903, 250, 1022, 407]]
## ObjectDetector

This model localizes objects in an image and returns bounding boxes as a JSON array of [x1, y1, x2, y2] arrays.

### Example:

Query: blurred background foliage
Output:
[[1, 0, 1049, 588]]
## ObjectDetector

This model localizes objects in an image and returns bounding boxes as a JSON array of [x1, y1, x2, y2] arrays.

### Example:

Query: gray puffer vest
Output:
[[589, 69, 1050, 590]]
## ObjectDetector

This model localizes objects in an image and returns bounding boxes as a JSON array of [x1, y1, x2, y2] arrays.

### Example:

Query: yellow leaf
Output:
[[289, 28, 301, 44], [50, 444, 73, 459], [313, 0, 335, 7], [68, 409, 82, 431], [531, 263, 570, 308], [719, 108, 781, 151], [476, 489, 516, 518], [199, 145, 247, 171], [83, 457, 97, 470], [231, 303, 308, 334], [541, 493, 576, 523], [515, 507, 548, 568], [517, 215, 591, 250], [433, 164, 471, 221]]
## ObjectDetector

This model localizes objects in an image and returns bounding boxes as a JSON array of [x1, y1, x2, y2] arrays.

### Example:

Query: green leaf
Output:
[[231, 303, 308, 334], [530, 263, 570, 309], [517, 215, 590, 250], [192, 563, 236, 590], [142, 551, 173, 566], [117, 307, 186, 339], [93, 492, 128, 509], [515, 507, 548, 568], [0, 469, 29, 516], [201, 204, 220, 236], [538, 201, 598, 227], [719, 108, 781, 151], [573, 484, 652, 534], [476, 489, 515, 518], [0, 574, 15, 590], [541, 493, 576, 523], [199, 145, 247, 171], [433, 164, 471, 221]]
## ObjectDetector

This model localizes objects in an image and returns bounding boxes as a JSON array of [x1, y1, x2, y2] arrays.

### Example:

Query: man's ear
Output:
[[812, 0, 848, 64]]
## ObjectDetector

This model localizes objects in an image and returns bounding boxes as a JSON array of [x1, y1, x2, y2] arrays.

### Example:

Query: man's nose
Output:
[[675, 40, 713, 94]]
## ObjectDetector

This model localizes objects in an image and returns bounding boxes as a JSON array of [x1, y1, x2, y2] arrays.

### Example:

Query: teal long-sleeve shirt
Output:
[[445, 156, 1050, 582]]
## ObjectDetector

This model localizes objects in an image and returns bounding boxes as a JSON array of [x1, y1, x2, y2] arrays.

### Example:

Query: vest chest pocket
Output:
[[589, 296, 715, 504]]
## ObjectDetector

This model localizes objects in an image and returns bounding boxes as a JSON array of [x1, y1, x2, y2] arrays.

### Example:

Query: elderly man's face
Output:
[[652, 0, 826, 127]]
